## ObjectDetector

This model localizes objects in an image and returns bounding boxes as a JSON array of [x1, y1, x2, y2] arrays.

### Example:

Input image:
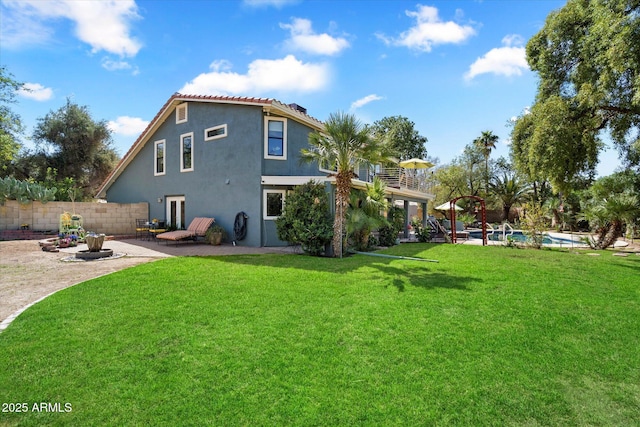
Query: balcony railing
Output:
[[369, 167, 434, 194]]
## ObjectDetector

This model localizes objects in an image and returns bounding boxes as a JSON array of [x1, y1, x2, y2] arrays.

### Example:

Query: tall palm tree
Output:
[[301, 112, 391, 257], [473, 130, 498, 196]]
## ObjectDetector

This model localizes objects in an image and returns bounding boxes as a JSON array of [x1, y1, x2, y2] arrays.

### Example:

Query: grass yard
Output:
[[1, 244, 639, 426]]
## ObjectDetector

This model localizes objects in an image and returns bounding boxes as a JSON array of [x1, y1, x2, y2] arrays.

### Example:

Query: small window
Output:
[[204, 124, 227, 141], [154, 140, 165, 176], [180, 132, 194, 172], [176, 103, 188, 124], [264, 117, 287, 160], [263, 189, 286, 219]]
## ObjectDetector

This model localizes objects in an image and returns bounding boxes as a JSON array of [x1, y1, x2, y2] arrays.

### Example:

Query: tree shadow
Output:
[[210, 252, 478, 292], [368, 261, 476, 292]]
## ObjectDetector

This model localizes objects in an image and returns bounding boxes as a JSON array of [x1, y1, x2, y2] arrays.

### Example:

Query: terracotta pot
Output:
[[209, 232, 222, 246]]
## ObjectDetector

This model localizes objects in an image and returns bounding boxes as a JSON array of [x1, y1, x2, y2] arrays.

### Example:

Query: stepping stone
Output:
[[586, 253, 601, 256], [612, 252, 629, 257]]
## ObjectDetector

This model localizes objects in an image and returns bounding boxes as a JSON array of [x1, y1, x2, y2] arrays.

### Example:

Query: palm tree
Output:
[[473, 130, 498, 196], [301, 112, 391, 257], [489, 173, 531, 221], [581, 193, 639, 249], [346, 176, 389, 251]]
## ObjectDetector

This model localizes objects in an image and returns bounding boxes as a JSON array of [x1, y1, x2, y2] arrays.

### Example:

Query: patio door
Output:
[[166, 196, 185, 229]]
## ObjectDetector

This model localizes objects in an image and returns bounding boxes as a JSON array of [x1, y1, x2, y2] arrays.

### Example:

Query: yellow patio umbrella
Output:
[[398, 158, 435, 169]]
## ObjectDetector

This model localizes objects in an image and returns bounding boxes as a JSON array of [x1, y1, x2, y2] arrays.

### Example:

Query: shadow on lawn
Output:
[[210, 252, 478, 292], [368, 261, 475, 292]]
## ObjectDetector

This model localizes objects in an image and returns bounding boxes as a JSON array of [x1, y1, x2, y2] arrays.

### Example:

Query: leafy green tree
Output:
[[369, 116, 428, 161], [275, 181, 333, 256], [512, 0, 640, 191], [301, 112, 392, 257], [431, 143, 484, 213], [31, 99, 119, 200], [473, 130, 498, 196], [0, 67, 25, 175]]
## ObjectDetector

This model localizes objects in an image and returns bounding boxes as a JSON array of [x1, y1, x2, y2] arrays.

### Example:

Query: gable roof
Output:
[[96, 93, 325, 198]]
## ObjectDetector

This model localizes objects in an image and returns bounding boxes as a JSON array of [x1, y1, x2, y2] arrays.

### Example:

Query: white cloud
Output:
[[378, 4, 476, 52], [101, 57, 140, 75], [18, 83, 54, 101], [179, 55, 330, 96], [0, 2, 53, 48], [465, 34, 529, 81], [1, 0, 141, 56], [502, 34, 524, 47], [108, 116, 149, 136], [350, 94, 384, 110], [280, 18, 349, 56]]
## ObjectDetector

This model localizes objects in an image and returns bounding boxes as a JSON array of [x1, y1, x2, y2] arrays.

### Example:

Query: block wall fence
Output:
[[0, 201, 148, 235]]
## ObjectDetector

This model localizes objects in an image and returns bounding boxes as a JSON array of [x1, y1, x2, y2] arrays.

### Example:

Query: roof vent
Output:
[[288, 103, 307, 114]]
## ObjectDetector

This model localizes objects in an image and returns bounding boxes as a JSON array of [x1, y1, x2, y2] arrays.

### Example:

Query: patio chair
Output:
[[156, 217, 215, 244], [135, 219, 149, 240], [147, 220, 167, 240]]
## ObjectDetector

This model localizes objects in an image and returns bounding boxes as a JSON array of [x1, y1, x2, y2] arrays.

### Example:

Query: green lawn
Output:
[[1, 244, 639, 426]]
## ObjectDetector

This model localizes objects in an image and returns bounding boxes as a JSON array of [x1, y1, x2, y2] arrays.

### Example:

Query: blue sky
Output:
[[1, 0, 620, 176]]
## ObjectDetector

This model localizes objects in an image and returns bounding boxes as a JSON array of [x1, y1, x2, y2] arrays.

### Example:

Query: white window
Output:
[[263, 189, 286, 219], [204, 124, 227, 141], [264, 117, 287, 160], [176, 103, 188, 124], [180, 132, 194, 172], [154, 140, 165, 176]]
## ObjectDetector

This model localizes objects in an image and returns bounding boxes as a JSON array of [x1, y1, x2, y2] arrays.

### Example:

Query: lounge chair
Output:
[[156, 217, 215, 244]]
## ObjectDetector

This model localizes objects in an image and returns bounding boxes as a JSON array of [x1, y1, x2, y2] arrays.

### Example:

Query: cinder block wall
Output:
[[0, 201, 149, 235]]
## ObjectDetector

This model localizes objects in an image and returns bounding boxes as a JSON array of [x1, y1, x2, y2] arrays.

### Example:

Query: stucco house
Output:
[[96, 94, 435, 247]]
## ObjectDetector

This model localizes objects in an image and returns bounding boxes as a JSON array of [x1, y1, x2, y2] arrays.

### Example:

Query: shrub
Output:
[[411, 217, 433, 242], [276, 181, 333, 256], [521, 203, 547, 249], [378, 206, 405, 247]]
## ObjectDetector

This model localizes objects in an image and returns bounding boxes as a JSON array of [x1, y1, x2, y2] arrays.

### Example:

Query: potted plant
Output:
[[57, 235, 71, 248], [205, 224, 226, 245]]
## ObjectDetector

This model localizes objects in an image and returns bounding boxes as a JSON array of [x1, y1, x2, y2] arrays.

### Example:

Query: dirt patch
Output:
[[0, 240, 163, 326]]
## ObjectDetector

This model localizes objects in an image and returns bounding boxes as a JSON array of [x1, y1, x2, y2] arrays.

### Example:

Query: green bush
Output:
[[276, 181, 333, 256], [411, 217, 433, 242], [378, 205, 405, 246]]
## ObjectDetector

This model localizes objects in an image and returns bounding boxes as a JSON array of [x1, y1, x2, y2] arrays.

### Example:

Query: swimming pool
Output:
[[467, 230, 584, 246]]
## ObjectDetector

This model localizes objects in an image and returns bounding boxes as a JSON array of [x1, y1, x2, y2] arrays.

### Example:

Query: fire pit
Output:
[[76, 233, 112, 260], [85, 233, 105, 251], [75, 248, 114, 260]]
